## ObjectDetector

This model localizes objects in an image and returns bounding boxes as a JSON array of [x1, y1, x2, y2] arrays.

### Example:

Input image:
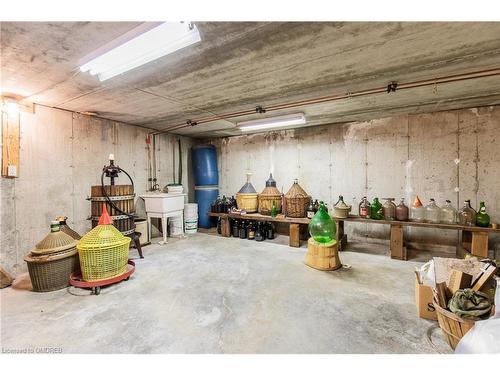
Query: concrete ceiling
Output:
[[2, 22, 500, 138]]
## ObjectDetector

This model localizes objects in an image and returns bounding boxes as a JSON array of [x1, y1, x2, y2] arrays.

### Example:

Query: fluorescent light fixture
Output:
[[237, 113, 306, 132], [80, 22, 201, 81], [1, 98, 20, 116]]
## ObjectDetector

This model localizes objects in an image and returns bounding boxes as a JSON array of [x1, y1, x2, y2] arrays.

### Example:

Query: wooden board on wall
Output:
[[1, 111, 20, 177]]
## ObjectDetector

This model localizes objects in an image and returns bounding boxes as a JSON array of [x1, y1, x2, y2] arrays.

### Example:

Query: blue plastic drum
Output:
[[195, 186, 219, 228], [192, 145, 218, 186]]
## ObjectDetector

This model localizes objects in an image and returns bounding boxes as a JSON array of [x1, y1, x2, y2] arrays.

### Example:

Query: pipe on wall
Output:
[[149, 67, 500, 135]]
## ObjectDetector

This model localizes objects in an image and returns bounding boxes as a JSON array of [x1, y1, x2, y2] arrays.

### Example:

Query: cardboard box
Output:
[[415, 275, 437, 321]]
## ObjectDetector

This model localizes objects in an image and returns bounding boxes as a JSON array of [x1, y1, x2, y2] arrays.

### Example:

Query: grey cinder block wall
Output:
[[211, 106, 500, 256], [0, 105, 196, 276]]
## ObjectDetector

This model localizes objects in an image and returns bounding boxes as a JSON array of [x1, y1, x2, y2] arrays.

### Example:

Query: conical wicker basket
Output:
[[25, 223, 80, 292], [236, 173, 258, 213], [258, 186, 282, 215], [77, 224, 131, 281], [284, 180, 311, 218]]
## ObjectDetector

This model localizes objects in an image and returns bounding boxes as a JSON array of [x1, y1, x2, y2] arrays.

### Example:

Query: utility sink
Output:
[[140, 193, 187, 245], [140, 193, 186, 214]]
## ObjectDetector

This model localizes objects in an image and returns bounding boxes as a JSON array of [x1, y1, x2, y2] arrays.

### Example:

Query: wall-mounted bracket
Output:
[[255, 106, 266, 114], [387, 81, 398, 93]]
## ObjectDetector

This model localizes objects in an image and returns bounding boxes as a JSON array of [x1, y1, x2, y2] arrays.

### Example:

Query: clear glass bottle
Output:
[[458, 200, 476, 226], [382, 198, 397, 220], [395, 198, 409, 221], [309, 201, 336, 243], [425, 198, 441, 223], [475, 201, 490, 228], [370, 197, 383, 220], [440, 200, 457, 224], [359, 196, 370, 218], [410, 196, 425, 222]]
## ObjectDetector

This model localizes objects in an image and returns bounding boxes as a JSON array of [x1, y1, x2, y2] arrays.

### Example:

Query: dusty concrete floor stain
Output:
[[0, 233, 451, 354]]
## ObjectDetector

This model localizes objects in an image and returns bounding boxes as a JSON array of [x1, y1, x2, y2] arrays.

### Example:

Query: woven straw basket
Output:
[[258, 186, 282, 215], [236, 193, 258, 213], [284, 180, 311, 218], [25, 223, 80, 292], [25, 248, 80, 292]]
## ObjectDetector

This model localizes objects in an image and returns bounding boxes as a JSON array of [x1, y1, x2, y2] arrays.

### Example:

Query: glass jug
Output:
[[458, 200, 476, 226], [440, 200, 457, 224], [382, 198, 396, 220], [425, 198, 440, 224], [475, 202, 490, 228], [370, 198, 383, 220], [410, 196, 425, 222], [395, 198, 409, 221], [309, 201, 336, 243], [359, 196, 370, 218]]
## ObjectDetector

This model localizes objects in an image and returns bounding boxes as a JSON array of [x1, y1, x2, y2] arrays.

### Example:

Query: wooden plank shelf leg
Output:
[[461, 230, 472, 251], [390, 224, 407, 260], [289, 223, 300, 247], [471, 231, 488, 258], [335, 220, 348, 251], [221, 217, 231, 237]]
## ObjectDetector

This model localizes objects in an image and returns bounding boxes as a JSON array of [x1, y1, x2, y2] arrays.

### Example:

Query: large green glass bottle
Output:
[[308, 201, 336, 243], [475, 201, 490, 227], [370, 197, 383, 220]]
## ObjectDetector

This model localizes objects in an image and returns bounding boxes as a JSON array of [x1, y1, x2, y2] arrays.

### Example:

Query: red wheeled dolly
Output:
[[69, 260, 135, 295]]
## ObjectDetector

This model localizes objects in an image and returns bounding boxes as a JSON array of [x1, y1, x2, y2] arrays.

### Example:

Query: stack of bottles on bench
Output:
[[211, 195, 237, 213], [226, 220, 275, 241], [356, 195, 491, 227]]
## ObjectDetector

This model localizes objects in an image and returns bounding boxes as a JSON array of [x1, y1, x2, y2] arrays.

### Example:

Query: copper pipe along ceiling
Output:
[[150, 67, 500, 135]]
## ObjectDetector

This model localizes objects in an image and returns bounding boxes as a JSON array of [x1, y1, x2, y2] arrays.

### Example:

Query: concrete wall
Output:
[[0, 105, 196, 276], [211, 106, 500, 256]]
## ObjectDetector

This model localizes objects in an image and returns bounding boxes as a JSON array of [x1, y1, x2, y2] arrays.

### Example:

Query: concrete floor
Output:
[[0, 233, 451, 354]]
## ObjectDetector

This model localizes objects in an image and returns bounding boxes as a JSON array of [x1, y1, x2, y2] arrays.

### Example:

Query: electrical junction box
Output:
[[7, 165, 17, 177]]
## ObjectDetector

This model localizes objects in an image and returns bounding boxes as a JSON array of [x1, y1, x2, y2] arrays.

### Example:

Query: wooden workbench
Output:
[[208, 212, 308, 247], [208, 212, 500, 260]]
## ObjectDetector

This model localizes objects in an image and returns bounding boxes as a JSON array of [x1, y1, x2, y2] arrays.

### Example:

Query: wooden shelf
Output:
[[208, 212, 500, 232], [208, 212, 310, 225], [337, 216, 500, 232], [208, 211, 497, 259]]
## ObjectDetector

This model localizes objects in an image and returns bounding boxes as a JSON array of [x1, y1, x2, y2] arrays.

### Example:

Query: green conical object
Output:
[[309, 201, 336, 243], [475, 201, 490, 227]]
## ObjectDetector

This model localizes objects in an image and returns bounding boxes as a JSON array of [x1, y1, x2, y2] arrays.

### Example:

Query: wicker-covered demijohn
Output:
[[57, 216, 81, 240], [284, 179, 311, 218], [77, 205, 131, 281], [24, 221, 80, 292], [258, 173, 282, 215], [236, 173, 258, 213]]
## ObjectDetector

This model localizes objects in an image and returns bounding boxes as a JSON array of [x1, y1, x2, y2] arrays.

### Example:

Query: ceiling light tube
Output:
[[80, 22, 201, 82], [237, 113, 306, 132]]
